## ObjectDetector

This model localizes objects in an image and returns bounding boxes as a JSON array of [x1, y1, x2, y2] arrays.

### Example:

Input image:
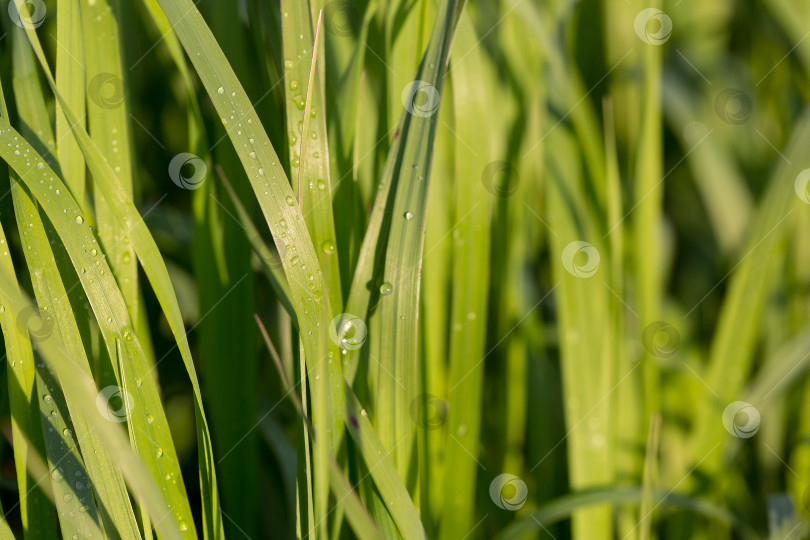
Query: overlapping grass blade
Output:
[[0, 113, 197, 536], [13, 9, 226, 536], [690, 106, 810, 477], [9, 27, 142, 539], [255, 316, 385, 540], [0, 272, 186, 540], [149, 2, 348, 535], [437, 11, 492, 539]]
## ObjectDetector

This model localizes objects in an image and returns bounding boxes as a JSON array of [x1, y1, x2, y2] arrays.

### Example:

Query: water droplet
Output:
[[0, 305, 5, 314], [404, 211, 414, 220], [36, 162, 44, 170], [380, 282, 393, 296], [51, 469, 63, 482], [217, 87, 225, 94], [321, 240, 335, 254], [146, 414, 154, 424], [180, 521, 188, 531], [258, 168, 264, 176], [155, 448, 163, 459], [55, 189, 61, 195], [290, 256, 299, 265], [75, 216, 84, 225], [317, 179, 325, 190], [43, 394, 52, 402], [90, 248, 97, 257], [62, 428, 72, 438]]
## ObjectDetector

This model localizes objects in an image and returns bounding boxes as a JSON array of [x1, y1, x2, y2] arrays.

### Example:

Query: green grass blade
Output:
[[151, 0, 348, 527], [55, 0, 86, 208], [364, 0, 459, 485], [13, 13, 226, 536], [437, 11, 492, 539], [81, 0, 140, 328], [0, 272, 186, 540], [0, 111, 196, 536], [255, 316, 385, 540], [281, 0, 343, 315], [9, 27, 142, 539]]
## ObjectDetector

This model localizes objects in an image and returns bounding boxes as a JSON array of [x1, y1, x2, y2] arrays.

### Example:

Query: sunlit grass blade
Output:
[[13, 11, 226, 536], [255, 316, 386, 540], [364, 0, 460, 488], [0, 271, 186, 540], [689, 106, 810, 479], [281, 0, 342, 313], [8, 28, 142, 539], [148, 3, 349, 536], [437, 11, 492, 539], [82, 0, 140, 327], [56, 0, 85, 208], [546, 124, 614, 539], [217, 168, 295, 319]]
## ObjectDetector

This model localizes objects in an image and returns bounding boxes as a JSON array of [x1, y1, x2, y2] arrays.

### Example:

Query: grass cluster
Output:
[[0, 0, 808, 539]]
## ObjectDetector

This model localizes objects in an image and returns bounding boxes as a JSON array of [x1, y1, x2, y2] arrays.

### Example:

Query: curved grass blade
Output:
[[0, 114, 197, 537], [255, 316, 385, 540], [368, 0, 460, 483], [0, 272, 186, 540], [150, 0, 347, 526], [13, 12, 225, 536], [81, 0, 140, 330], [9, 28, 142, 539], [282, 1, 343, 315], [217, 168, 295, 320], [437, 11, 492, 540]]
